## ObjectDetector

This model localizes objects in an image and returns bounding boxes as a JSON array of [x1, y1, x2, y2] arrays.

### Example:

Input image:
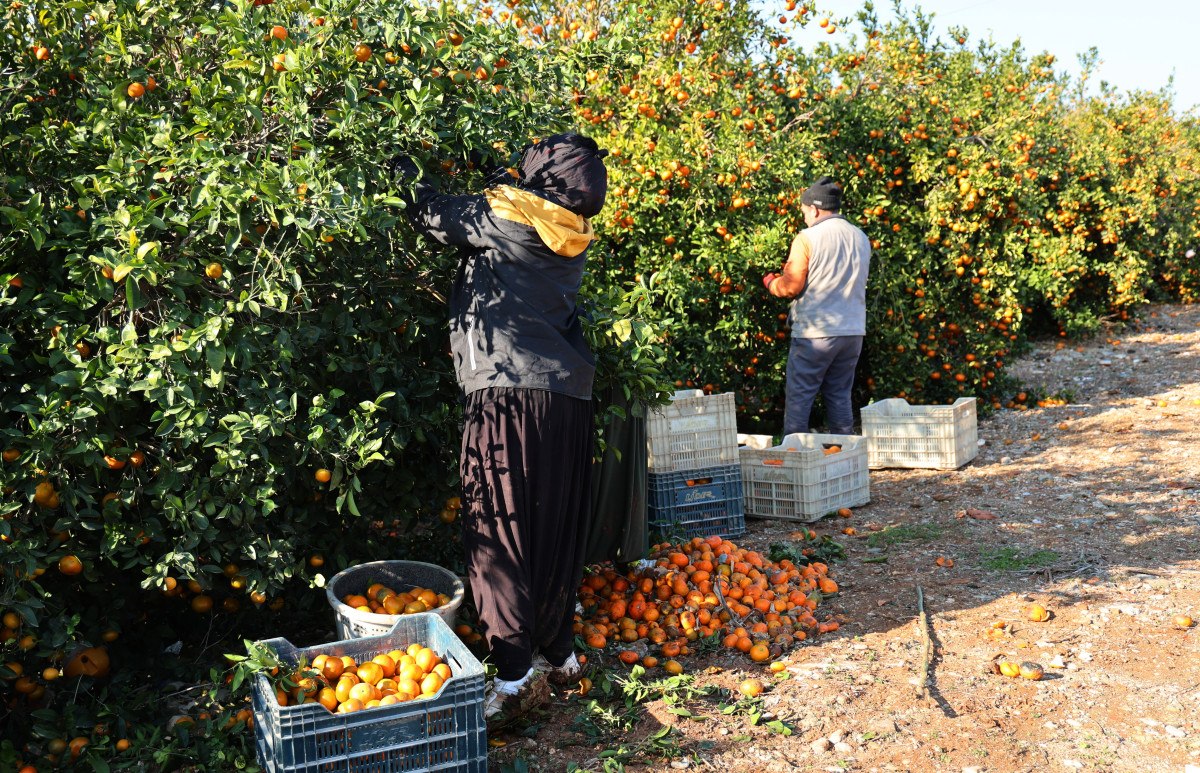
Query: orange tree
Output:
[[0, 0, 668, 767], [517, 0, 1200, 421], [487, 0, 834, 429]]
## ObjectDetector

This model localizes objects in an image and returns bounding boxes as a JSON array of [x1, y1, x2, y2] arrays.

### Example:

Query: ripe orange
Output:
[[126, 82, 145, 98], [205, 262, 223, 279], [748, 643, 770, 662], [663, 659, 683, 675], [348, 682, 376, 703], [356, 661, 384, 685], [314, 468, 332, 483], [34, 480, 56, 506], [1018, 662, 1044, 680], [354, 43, 372, 62], [1027, 604, 1050, 622], [191, 595, 214, 613], [998, 660, 1021, 678], [413, 647, 439, 673], [618, 650, 639, 665], [271, 25, 287, 40], [68, 737, 90, 759], [58, 555, 83, 576], [2, 448, 19, 462], [321, 657, 345, 681], [1174, 614, 1194, 629], [420, 671, 444, 696], [115, 738, 131, 752], [104, 455, 125, 470], [129, 450, 146, 468], [371, 654, 397, 678], [146, 75, 157, 91]]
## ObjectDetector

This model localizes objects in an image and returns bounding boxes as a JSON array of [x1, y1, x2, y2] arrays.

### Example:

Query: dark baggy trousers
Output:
[[783, 336, 863, 437], [460, 387, 594, 681]]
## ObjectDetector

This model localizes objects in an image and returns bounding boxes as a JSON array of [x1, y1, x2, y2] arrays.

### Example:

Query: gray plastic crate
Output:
[[252, 613, 486, 772]]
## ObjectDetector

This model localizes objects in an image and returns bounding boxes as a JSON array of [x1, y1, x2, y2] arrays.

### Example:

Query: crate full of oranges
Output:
[[251, 612, 486, 773]]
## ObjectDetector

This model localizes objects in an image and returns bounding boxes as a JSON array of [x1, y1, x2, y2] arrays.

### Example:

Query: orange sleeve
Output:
[[770, 233, 810, 298]]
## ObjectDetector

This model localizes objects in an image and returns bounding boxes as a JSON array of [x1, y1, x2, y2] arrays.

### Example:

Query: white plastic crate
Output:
[[860, 397, 978, 470], [739, 433, 870, 522], [646, 390, 739, 472]]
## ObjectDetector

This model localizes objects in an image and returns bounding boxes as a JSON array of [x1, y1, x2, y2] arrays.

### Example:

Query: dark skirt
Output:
[[459, 387, 594, 679]]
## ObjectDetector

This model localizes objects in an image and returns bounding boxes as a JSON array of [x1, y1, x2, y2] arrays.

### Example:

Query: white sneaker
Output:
[[483, 667, 550, 730], [484, 667, 534, 719], [534, 651, 583, 686]]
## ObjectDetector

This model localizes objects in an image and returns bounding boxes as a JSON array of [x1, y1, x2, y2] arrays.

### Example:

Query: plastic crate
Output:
[[739, 433, 870, 522], [326, 560, 465, 640], [647, 464, 742, 511], [648, 466, 745, 540], [252, 613, 485, 773], [646, 391, 739, 472], [860, 397, 978, 470]]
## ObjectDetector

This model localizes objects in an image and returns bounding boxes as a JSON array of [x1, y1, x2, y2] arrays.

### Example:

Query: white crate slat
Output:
[[860, 397, 978, 470]]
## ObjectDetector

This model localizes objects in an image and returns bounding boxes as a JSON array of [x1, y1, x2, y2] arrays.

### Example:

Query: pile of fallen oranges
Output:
[[341, 582, 451, 616], [575, 535, 842, 666], [274, 644, 452, 713]]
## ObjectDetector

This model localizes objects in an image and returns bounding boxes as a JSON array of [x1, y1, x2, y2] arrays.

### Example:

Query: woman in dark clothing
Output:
[[395, 134, 608, 724]]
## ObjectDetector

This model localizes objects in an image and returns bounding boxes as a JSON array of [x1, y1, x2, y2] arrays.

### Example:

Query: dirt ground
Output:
[[490, 303, 1200, 773]]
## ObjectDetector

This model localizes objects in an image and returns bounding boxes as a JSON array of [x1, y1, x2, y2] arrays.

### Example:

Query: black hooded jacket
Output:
[[399, 134, 608, 399]]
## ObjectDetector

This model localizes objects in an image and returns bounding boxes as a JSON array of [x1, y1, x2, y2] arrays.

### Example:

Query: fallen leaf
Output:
[[957, 507, 997, 520]]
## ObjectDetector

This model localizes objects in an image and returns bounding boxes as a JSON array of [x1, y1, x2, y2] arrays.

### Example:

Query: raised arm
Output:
[[391, 156, 492, 249]]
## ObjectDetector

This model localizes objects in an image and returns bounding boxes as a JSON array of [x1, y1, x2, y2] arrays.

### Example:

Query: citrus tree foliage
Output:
[[509, 0, 1200, 422], [0, 1, 668, 757]]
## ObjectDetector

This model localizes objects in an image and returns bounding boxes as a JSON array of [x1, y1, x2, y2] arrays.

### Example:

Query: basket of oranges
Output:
[[325, 560, 465, 640]]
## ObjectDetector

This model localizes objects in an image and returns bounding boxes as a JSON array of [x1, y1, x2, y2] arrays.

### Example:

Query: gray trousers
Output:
[[784, 336, 863, 436]]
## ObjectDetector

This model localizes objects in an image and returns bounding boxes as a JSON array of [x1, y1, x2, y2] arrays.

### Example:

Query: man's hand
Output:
[[762, 272, 780, 291]]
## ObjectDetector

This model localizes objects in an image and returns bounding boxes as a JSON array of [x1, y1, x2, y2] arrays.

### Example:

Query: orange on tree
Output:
[[126, 82, 145, 98], [58, 555, 83, 575], [64, 647, 110, 678], [314, 468, 332, 483]]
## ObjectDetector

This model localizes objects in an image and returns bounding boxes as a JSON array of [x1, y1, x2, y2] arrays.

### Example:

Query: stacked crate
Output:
[[646, 390, 745, 539]]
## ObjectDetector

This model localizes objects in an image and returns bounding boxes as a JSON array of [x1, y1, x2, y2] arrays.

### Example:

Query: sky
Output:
[[778, 1, 1200, 114]]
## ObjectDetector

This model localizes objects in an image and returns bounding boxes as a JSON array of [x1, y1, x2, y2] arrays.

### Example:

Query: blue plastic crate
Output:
[[648, 466, 745, 540], [647, 464, 742, 511], [252, 613, 486, 773]]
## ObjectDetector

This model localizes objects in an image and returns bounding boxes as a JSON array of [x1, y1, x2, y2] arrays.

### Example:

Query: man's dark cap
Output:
[[800, 176, 843, 211]]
